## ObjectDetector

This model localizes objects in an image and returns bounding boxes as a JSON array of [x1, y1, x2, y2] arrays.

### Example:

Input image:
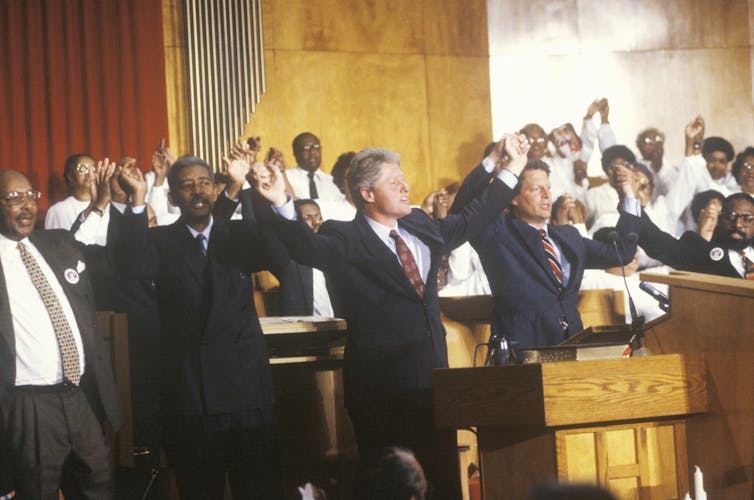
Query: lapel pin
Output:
[[64, 269, 80, 284], [709, 247, 724, 261], [76, 260, 86, 273]]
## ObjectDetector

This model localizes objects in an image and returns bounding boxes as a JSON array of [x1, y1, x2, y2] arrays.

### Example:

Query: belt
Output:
[[15, 381, 79, 393]]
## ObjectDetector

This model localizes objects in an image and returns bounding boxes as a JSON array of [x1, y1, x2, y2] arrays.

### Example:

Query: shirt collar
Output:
[[364, 215, 399, 242], [185, 216, 214, 241], [0, 232, 30, 256]]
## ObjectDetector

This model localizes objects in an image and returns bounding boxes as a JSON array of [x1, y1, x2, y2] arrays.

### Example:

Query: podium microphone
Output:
[[607, 231, 646, 354], [639, 281, 670, 312]]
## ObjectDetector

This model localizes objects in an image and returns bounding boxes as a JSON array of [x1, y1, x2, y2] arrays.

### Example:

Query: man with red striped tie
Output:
[[451, 159, 642, 349]]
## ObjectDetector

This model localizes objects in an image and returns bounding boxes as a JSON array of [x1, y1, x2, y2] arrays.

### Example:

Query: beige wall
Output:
[[488, 0, 754, 175], [163, 0, 493, 204]]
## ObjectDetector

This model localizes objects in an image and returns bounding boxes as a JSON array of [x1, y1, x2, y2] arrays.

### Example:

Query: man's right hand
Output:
[[685, 115, 705, 156], [254, 162, 288, 207]]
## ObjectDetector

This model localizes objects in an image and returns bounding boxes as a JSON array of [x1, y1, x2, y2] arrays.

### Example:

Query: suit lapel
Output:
[[169, 222, 207, 289], [354, 216, 420, 300], [510, 217, 561, 288]]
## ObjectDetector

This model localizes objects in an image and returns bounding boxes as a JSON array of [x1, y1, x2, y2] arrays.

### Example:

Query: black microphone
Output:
[[639, 281, 670, 312], [607, 231, 646, 353]]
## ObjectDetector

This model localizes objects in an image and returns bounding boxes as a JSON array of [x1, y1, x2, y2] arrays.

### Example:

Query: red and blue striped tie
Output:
[[539, 229, 563, 285]]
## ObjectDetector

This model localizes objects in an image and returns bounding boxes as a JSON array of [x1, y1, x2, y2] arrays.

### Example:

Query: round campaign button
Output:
[[709, 247, 724, 262], [64, 269, 80, 284]]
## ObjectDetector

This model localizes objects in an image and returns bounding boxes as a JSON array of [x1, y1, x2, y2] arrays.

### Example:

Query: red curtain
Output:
[[0, 0, 170, 211]]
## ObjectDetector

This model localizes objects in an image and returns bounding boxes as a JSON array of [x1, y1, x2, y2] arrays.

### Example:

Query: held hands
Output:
[[552, 195, 586, 225], [501, 133, 530, 177], [613, 165, 637, 199], [253, 161, 288, 207], [697, 198, 722, 241]]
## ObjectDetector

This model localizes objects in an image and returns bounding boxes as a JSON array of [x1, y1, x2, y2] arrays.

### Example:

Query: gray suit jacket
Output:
[[0, 230, 122, 492]]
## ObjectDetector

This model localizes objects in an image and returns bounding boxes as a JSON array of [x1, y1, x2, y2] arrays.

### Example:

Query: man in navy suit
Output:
[[113, 157, 287, 499], [637, 192, 754, 279], [452, 160, 642, 349], [0, 170, 122, 499], [255, 136, 530, 499]]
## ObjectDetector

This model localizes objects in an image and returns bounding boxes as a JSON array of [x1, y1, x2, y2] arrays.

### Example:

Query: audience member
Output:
[[732, 146, 754, 195], [667, 116, 738, 235], [638, 191, 754, 279], [585, 145, 637, 227], [0, 170, 122, 498], [321, 151, 358, 221], [257, 136, 530, 499], [45, 154, 112, 244], [636, 127, 677, 199], [112, 156, 287, 499], [145, 139, 181, 226], [451, 160, 640, 348], [276, 199, 334, 316], [354, 447, 427, 500], [286, 132, 345, 202]]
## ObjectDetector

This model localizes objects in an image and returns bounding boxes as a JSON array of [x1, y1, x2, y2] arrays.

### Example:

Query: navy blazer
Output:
[[112, 210, 288, 416], [0, 230, 123, 493], [638, 211, 742, 278], [452, 164, 641, 348], [265, 172, 513, 406]]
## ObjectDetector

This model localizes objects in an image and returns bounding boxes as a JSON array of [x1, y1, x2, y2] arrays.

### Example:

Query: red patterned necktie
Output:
[[17, 242, 81, 385], [738, 250, 754, 280], [389, 229, 425, 298], [539, 229, 563, 285]]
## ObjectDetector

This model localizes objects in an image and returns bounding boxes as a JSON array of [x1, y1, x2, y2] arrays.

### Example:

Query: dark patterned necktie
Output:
[[738, 250, 754, 280], [539, 229, 563, 285], [196, 233, 208, 257], [308, 171, 318, 199], [17, 242, 81, 385], [389, 230, 424, 298]]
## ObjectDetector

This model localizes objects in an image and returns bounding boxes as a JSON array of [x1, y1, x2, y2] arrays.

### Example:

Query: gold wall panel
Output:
[[426, 55, 493, 188], [264, 0, 424, 53], [163, 0, 190, 156], [424, 0, 489, 56]]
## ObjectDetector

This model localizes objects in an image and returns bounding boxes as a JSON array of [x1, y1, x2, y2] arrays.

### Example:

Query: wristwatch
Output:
[[92, 207, 105, 216]]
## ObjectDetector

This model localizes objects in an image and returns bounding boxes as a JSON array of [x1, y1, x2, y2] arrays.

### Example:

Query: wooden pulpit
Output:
[[639, 271, 754, 499], [434, 353, 708, 499]]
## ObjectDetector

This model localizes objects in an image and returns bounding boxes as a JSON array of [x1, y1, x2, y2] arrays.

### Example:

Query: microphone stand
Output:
[[609, 232, 648, 356]]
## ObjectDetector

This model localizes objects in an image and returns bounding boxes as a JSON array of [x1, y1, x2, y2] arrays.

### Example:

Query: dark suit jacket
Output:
[[277, 261, 314, 316], [264, 172, 512, 407], [452, 164, 642, 348], [112, 210, 288, 417], [638, 211, 742, 278], [0, 230, 123, 493]]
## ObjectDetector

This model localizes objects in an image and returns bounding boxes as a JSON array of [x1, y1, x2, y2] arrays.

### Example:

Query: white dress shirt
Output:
[[0, 234, 86, 385], [728, 245, 754, 278], [286, 166, 346, 202]]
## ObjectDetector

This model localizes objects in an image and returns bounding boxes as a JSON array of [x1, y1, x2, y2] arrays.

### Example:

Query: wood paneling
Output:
[[424, 0, 489, 56], [265, 0, 424, 53]]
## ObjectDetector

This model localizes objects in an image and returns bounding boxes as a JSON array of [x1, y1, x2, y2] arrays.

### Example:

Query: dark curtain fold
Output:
[[0, 0, 170, 212]]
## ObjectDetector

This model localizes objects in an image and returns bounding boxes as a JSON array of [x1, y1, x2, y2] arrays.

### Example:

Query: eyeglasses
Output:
[[75, 163, 95, 174], [0, 190, 42, 207], [302, 143, 321, 151], [742, 162, 754, 172], [721, 211, 754, 227], [642, 135, 664, 144], [527, 137, 547, 144], [608, 161, 633, 170]]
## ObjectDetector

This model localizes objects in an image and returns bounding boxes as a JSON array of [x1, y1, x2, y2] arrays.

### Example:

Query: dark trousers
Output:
[[163, 412, 282, 500], [8, 384, 114, 500], [347, 392, 462, 500]]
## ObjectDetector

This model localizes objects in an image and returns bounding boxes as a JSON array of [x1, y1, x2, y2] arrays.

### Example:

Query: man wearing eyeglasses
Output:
[[638, 188, 754, 280], [0, 170, 122, 498], [636, 127, 678, 201], [285, 132, 345, 204], [44, 155, 110, 245]]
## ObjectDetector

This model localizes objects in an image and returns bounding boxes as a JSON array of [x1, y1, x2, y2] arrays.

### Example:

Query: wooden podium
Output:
[[639, 271, 754, 499], [434, 351, 708, 498]]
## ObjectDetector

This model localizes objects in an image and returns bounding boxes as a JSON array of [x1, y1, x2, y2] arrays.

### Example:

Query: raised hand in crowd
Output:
[[433, 189, 450, 219], [152, 138, 174, 188], [598, 98, 609, 124], [551, 195, 586, 226], [222, 148, 252, 200], [420, 188, 446, 217], [501, 132, 531, 176], [584, 98, 601, 121], [119, 160, 148, 206], [110, 162, 129, 204], [83, 158, 116, 218], [685, 115, 705, 156], [697, 197, 722, 241], [247, 135, 262, 160], [254, 159, 288, 207], [230, 140, 255, 165]]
